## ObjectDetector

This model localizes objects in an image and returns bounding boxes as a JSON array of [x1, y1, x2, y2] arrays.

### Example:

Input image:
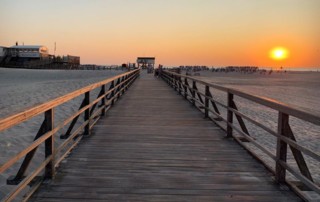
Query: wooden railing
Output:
[[161, 70, 320, 201], [0, 69, 140, 201]]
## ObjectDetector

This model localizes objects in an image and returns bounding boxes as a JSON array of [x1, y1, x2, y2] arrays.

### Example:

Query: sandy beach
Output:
[[0, 68, 126, 198], [184, 70, 320, 190], [0, 68, 319, 199]]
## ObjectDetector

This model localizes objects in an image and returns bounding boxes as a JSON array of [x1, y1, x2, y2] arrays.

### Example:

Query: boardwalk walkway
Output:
[[31, 72, 301, 201]]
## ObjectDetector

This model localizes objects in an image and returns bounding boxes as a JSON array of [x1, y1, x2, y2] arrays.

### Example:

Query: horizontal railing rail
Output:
[[161, 70, 320, 201], [0, 69, 140, 201]]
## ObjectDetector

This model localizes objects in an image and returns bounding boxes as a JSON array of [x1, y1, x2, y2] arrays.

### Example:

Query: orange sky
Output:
[[1, 0, 319, 67]]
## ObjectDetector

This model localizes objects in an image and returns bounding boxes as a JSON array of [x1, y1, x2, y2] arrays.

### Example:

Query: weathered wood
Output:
[[44, 109, 55, 179], [178, 76, 182, 95], [206, 88, 221, 116], [60, 98, 87, 139], [7, 116, 49, 185], [0, 69, 140, 132], [31, 73, 301, 202], [101, 85, 106, 116], [162, 70, 320, 198], [184, 78, 188, 99], [0, 130, 53, 174], [231, 100, 250, 136], [192, 81, 196, 105], [4, 156, 52, 202], [227, 92, 234, 138], [286, 123, 313, 182], [205, 85, 209, 118], [109, 80, 115, 105], [161, 70, 320, 126], [1, 70, 140, 201], [84, 92, 90, 136], [276, 112, 288, 183], [90, 86, 105, 115], [193, 82, 204, 104]]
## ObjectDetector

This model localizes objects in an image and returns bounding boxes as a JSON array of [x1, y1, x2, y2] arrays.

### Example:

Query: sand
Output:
[[186, 70, 320, 198], [0, 68, 126, 199]]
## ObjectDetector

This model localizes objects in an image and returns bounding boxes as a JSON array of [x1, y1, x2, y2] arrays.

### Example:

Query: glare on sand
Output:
[[269, 47, 289, 60]]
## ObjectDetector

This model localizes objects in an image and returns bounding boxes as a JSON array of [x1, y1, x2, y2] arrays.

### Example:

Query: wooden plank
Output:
[[31, 72, 301, 202]]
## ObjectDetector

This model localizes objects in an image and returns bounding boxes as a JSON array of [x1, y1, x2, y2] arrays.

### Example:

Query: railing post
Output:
[[178, 76, 182, 95], [171, 74, 174, 88], [192, 81, 196, 106], [205, 85, 209, 118], [184, 78, 188, 100], [44, 109, 54, 179], [84, 92, 90, 136], [124, 75, 129, 91], [227, 92, 233, 138], [101, 85, 106, 116], [275, 112, 288, 183], [110, 81, 115, 106]]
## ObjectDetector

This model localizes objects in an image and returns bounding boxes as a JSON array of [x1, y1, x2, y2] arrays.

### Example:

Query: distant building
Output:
[[8, 45, 49, 61], [0, 44, 80, 69], [64, 55, 80, 65], [137, 57, 155, 73], [137, 57, 155, 68], [0, 46, 7, 64]]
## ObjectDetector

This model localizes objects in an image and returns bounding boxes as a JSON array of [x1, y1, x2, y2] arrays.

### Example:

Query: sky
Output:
[[1, 0, 319, 67]]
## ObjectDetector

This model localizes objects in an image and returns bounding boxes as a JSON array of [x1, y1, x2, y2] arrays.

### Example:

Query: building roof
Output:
[[10, 45, 45, 49], [137, 57, 155, 60]]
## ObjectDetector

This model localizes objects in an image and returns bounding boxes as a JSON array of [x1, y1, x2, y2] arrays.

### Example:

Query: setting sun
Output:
[[270, 47, 289, 61]]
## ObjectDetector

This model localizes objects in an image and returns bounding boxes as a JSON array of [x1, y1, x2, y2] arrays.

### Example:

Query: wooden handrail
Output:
[[161, 70, 320, 200], [0, 69, 140, 201], [162, 70, 320, 126], [0, 69, 140, 132]]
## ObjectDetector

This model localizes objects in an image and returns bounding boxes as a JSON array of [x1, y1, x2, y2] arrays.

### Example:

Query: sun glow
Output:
[[270, 47, 289, 60]]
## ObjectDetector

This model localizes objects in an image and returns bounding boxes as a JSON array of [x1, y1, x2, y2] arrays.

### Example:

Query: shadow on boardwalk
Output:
[[31, 72, 301, 201]]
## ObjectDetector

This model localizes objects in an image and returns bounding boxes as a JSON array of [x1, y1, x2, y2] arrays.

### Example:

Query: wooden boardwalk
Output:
[[31, 73, 301, 201]]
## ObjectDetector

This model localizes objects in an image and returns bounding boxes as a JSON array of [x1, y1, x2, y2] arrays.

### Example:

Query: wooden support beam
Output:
[[84, 92, 90, 136], [286, 123, 313, 182], [276, 112, 288, 183], [44, 109, 54, 179], [231, 100, 250, 136], [178, 76, 182, 95], [193, 83, 204, 104], [206, 89, 221, 116], [90, 87, 105, 115], [60, 97, 86, 139], [227, 92, 234, 138], [7, 111, 53, 185], [101, 85, 106, 116], [184, 78, 188, 100], [205, 85, 209, 118], [110, 81, 115, 106], [192, 81, 196, 106]]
